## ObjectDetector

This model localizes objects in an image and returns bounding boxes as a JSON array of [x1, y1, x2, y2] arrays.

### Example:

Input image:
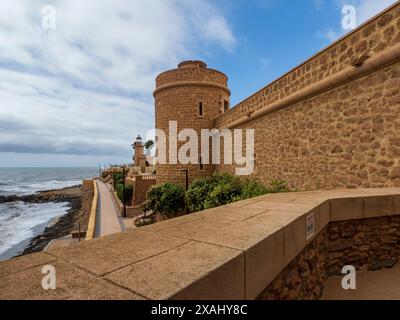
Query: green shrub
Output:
[[267, 179, 289, 193], [113, 172, 124, 183], [144, 182, 185, 218], [187, 174, 289, 213], [186, 173, 242, 211], [116, 183, 133, 204], [185, 176, 215, 212], [235, 180, 268, 201]]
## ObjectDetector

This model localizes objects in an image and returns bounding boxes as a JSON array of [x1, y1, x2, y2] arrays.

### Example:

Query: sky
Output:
[[0, 0, 397, 167]]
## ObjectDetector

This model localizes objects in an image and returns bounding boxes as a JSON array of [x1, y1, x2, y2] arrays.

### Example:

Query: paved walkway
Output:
[[322, 263, 400, 300], [94, 180, 124, 237]]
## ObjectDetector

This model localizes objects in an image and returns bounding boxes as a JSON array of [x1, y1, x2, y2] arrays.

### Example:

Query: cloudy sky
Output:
[[0, 0, 397, 167]]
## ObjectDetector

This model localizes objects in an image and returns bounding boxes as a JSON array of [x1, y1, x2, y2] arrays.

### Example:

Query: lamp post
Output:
[[179, 169, 189, 214], [122, 166, 127, 218]]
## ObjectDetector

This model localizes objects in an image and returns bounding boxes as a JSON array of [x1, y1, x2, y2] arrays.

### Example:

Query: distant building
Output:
[[132, 134, 147, 168]]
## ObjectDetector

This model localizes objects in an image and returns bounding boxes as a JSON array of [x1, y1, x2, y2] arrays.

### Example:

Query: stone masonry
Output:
[[214, 4, 400, 190], [258, 215, 400, 300], [154, 60, 231, 187], [153, 4, 400, 191]]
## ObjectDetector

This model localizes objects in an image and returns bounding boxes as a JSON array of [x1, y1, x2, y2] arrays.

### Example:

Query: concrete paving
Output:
[[322, 263, 400, 300], [95, 180, 124, 237]]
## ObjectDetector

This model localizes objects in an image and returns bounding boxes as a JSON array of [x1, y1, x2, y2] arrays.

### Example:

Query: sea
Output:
[[0, 167, 98, 260]]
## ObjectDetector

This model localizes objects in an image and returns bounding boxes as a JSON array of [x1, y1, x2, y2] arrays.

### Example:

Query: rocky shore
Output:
[[0, 185, 93, 257]]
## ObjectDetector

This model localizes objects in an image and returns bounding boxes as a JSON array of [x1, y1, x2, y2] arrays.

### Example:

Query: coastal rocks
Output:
[[1, 185, 93, 258], [21, 197, 82, 255]]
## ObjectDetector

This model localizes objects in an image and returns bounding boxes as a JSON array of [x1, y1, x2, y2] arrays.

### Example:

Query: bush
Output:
[[116, 183, 133, 204], [186, 174, 289, 212], [186, 174, 242, 211], [113, 172, 124, 185], [267, 179, 289, 193], [144, 182, 185, 218], [234, 180, 268, 201]]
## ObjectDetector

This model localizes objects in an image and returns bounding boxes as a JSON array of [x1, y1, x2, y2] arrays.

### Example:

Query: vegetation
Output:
[[113, 172, 124, 183], [144, 139, 154, 151], [186, 174, 242, 211], [143, 174, 290, 220], [116, 183, 133, 204], [234, 179, 269, 201], [144, 182, 185, 218], [266, 179, 289, 193]]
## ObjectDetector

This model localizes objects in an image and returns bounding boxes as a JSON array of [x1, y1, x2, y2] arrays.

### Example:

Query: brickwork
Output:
[[154, 60, 230, 186], [132, 176, 156, 206]]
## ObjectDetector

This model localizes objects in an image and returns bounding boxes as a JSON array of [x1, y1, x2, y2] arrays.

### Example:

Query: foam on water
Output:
[[0, 201, 70, 260], [0, 179, 82, 196], [0, 167, 97, 260]]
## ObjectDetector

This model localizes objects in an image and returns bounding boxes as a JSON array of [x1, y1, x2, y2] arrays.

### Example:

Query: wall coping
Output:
[[1, 187, 400, 300]]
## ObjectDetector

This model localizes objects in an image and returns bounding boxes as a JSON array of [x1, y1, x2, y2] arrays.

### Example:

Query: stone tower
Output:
[[132, 134, 146, 168], [154, 60, 231, 187]]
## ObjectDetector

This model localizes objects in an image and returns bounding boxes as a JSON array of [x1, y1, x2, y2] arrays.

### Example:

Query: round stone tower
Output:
[[153, 60, 231, 187]]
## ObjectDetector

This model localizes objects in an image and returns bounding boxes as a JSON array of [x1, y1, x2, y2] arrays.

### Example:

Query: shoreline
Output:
[[0, 184, 93, 259]]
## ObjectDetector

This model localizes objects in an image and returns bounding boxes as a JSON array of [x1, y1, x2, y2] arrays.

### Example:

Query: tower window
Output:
[[198, 102, 203, 116], [224, 100, 229, 112]]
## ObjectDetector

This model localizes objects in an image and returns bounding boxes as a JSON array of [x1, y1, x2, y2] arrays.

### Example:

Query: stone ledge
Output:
[[1, 188, 400, 300]]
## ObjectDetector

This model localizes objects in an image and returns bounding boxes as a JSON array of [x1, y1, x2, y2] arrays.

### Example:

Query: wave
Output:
[[0, 201, 71, 260], [0, 180, 81, 196]]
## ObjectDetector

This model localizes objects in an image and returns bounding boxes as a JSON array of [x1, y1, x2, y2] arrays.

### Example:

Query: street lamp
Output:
[[122, 166, 127, 218], [178, 169, 189, 214]]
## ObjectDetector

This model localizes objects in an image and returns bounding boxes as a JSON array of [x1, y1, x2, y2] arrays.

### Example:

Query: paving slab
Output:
[[49, 230, 188, 275], [105, 241, 244, 300], [0, 252, 56, 278], [0, 261, 143, 300], [159, 219, 284, 299]]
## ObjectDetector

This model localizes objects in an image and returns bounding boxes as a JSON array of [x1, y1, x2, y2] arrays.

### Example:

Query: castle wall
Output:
[[215, 4, 400, 191]]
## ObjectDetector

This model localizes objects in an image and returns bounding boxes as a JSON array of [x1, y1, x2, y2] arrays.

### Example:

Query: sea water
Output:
[[0, 167, 97, 260]]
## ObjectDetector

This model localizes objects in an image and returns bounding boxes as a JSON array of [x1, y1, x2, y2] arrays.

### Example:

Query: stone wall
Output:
[[216, 61, 400, 190], [258, 215, 400, 300], [214, 4, 400, 191], [132, 175, 156, 206]]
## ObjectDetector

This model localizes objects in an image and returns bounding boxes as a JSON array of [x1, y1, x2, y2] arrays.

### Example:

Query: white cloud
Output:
[[317, 29, 340, 42], [350, 0, 398, 25], [317, 0, 397, 45], [0, 0, 236, 165]]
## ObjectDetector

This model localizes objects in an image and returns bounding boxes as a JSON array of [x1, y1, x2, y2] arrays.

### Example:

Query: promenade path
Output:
[[94, 180, 124, 237]]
